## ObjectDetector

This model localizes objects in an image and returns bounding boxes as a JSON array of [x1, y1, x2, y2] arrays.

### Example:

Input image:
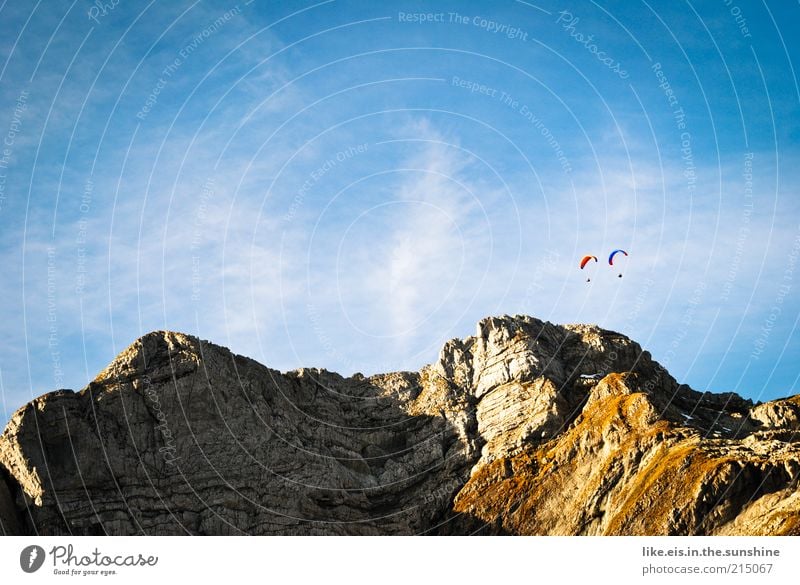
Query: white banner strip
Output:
[[2, 536, 798, 584]]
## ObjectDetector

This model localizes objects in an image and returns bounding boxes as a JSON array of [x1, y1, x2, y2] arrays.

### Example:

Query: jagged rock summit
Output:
[[1, 315, 799, 535]]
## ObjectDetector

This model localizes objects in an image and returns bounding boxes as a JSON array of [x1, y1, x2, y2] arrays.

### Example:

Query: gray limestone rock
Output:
[[1, 315, 798, 535]]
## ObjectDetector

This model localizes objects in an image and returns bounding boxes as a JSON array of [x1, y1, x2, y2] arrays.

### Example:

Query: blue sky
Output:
[[1, 0, 799, 422]]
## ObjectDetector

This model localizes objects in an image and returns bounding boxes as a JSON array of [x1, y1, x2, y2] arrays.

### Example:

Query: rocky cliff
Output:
[[1, 315, 798, 535]]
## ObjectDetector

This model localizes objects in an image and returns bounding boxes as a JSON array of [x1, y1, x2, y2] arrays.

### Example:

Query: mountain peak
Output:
[[91, 330, 203, 387], [1, 315, 799, 535]]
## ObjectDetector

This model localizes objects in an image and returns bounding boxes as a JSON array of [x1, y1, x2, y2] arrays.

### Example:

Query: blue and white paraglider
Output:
[[608, 249, 628, 278]]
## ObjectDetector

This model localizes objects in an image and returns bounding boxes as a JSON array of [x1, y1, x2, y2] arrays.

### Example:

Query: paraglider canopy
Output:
[[608, 249, 628, 265], [580, 255, 598, 282], [609, 249, 628, 278]]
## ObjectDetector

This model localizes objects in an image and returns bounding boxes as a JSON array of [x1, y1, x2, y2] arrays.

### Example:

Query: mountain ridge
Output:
[[1, 315, 799, 535]]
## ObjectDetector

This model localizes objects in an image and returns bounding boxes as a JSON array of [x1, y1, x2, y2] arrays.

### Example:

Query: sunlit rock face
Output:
[[2, 315, 799, 535]]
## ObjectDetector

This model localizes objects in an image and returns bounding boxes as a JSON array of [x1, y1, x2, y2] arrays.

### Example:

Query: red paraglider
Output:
[[580, 255, 598, 269], [580, 255, 598, 281]]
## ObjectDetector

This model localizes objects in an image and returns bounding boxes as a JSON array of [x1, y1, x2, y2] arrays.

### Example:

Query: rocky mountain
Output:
[[1, 315, 799, 535]]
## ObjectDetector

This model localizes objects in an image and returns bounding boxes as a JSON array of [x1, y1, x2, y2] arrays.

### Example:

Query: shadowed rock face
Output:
[[0, 469, 20, 535], [1, 315, 798, 535]]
